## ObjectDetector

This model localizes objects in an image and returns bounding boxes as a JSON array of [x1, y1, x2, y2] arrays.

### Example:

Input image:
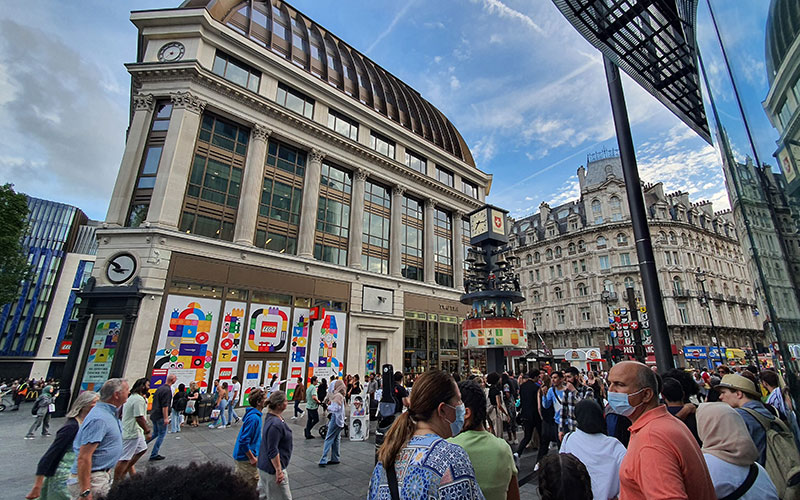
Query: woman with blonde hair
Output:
[[26, 391, 99, 500], [319, 379, 347, 466], [368, 370, 483, 499]]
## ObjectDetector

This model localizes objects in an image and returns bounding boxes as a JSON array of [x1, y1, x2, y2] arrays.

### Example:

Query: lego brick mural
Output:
[[246, 304, 291, 353], [240, 360, 263, 406], [308, 311, 347, 380], [79, 319, 121, 392], [265, 360, 283, 390], [286, 309, 309, 400], [213, 301, 246, 387], [150, 295, 220, 395]]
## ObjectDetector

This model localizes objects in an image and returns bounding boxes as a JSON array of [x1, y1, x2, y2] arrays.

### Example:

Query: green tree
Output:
[[0, 184, 31, 305]]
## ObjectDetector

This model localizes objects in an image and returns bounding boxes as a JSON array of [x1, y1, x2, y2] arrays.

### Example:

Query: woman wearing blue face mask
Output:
[[369, 370, 485, 500], [448, 380, 520, 500]]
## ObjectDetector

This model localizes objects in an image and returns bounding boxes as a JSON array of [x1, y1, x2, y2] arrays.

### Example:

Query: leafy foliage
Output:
[[0, 184, 31, 306]]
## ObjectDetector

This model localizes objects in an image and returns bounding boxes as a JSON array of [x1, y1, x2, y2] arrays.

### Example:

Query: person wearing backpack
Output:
[[696, 402, 778, 500], [717, 374, 776, 465], [25, 385, 55, 439]]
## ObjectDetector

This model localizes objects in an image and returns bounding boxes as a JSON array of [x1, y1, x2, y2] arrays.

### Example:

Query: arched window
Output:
[[592, 199, 602, 214], [577, 283, 588, 296], [673, 276, 683, 294], [681, 233, 688, 246], [603, 279, 615, 293], [526, 254, 532, 265], [597, 236, 607, 248], [568, 242, 576, 255], [578, 240, 586, 252], [546, 248, 553, 260], [609, 196, 621, 211], [624, 277, 635, 289], [534, 252, 541, 263], [555, 246, 562, 258], [532, 290, 541, 303], [669, 232, 678, 245], [616, 233, 628, 246], [554, 286, 563, 299]]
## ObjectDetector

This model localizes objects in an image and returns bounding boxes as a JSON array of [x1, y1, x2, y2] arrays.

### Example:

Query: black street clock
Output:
[[468, 204, 508, 245]]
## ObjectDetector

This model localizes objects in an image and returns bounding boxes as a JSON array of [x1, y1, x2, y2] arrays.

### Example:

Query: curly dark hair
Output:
[[99, 462, 257, 500], [537, 453, 593, 500]]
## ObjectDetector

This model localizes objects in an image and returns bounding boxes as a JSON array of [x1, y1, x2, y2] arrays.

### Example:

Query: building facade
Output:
[[80, 0, 486, 397], [0, 198, 96, 379], [509, 152, 763, 369]]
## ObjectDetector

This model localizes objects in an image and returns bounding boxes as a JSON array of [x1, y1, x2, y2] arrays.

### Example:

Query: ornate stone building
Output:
[[509, 151, 763, 368], [78, 0, 487, 398]]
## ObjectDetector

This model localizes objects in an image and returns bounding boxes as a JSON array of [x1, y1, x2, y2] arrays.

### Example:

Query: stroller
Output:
[[0, 388, 14, 412], [319, 411, 349, 438]]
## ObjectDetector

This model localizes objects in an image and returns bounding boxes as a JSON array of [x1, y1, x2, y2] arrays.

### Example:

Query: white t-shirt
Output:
[[229, 381, 240, 401], [560, 430, 627, 500], [703, 454, 778, 500]]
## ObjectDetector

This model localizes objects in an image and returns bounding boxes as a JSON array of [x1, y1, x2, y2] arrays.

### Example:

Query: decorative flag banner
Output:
[[246, 304, 291, 353], [286, 309, 310, 400], [79, 319, 121, 392], [150, 296, 220, 401], [213, 301, 246, 389], [241, 360, 263, 406], [308, 311, 347, 380]]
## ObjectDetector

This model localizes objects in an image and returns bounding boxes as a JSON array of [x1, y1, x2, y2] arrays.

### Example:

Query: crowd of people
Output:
[[15, 361, 800, 500]]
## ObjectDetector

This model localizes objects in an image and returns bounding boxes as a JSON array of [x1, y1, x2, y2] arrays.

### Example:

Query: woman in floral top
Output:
[[369, 370, 484, 500]]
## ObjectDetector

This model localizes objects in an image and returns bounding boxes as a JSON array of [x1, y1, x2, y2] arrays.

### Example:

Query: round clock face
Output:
[[158, 42, 185, 62], [106, 253, 137, 285]]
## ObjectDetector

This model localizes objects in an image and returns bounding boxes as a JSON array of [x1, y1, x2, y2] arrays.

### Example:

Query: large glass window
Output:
[[212, 51, 261, 92], [276, 82, 314, 119], [434, 208, 453, 287], [179, 113, 248, 241], [462, 179, 478, 199], [127, 101, 173, 227], [370, 132, 395, 159], [405, 149, 427, 174], [362, 180, 391, 274], [255, 140, 305, 254], [435, 166, 454, 187], [327, 109, 358, 141], [404, 317, 428, 375], [314, 162, 352, 265], [401, 196, 424, 281]]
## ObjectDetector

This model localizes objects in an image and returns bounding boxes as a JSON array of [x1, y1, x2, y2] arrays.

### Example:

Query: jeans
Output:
[[149, 418, 167, 458], [294, 400, 303, 417], [169, 408, 181, 433], [211, 399, 228, 428], [517, 418, 537, 455], [26, 412, 51, 437], [227, 399, 239, 423], [304, 408, 319, 437], [319, 418, 342, 465]]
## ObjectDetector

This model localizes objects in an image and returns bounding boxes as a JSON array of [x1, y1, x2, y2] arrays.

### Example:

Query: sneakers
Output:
[[513, 453, 520, 469], [150, 455, 166, 461], [24, 435, 34, 440], [291, 416, 297, 420], [534, 462, 540, 472]]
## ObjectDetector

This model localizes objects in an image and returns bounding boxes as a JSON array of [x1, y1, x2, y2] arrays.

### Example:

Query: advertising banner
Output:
[[308, 310, 347, 380], [213, 301, 247, 388], [241, 360, 263, 407], [246, 304, 291, 353], [286, 309, 310, 400], [682, 346, 708, 359], [79, 319, 121, 392], [462, 317, 527, 348]]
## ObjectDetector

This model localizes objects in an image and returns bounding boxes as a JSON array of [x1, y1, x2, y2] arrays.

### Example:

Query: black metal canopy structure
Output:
[[552, 0, 711, 144]]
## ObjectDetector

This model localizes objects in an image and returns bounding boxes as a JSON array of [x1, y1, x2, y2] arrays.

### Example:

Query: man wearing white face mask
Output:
[[608, 361, 715, 500]]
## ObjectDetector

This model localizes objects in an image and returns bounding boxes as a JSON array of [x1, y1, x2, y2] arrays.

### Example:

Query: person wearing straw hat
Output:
[[26, 391, 99, 500], [695, 402, 778, 500], [716, 373, 776, 466]]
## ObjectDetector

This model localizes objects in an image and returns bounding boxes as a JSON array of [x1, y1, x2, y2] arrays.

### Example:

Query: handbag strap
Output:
[[386, 462, 401, 500], [719, 463, 759, 500]]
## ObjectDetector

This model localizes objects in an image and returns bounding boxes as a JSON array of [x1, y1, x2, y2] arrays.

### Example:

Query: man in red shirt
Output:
[[608, 361, 716, 500]]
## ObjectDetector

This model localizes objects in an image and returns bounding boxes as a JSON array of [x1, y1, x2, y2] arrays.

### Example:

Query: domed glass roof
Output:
[[766, 0, 800, 84], [180, 0, 475, 168]]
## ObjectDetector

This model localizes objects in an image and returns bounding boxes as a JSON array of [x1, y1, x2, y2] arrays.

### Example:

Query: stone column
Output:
[[105, 93, 155, 227], [146, 91, 207, 229], [424, 198, 436, 284], [453, 210, 464, 290], [348, 168, 367, 269], [389, 186, 405, 277], [233, 124, 271, 246], [297, 148, 326, 258]]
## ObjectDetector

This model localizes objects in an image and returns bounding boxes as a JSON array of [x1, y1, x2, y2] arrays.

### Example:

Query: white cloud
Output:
[[474, 0, 544, 35], [450, 75, 461, 90], [433, 56, 442, 64], [470, 136, 497, 165]]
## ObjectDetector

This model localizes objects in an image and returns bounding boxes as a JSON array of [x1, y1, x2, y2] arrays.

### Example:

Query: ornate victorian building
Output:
[[79, 0, 487, 398], [509, 151, 763, 368]]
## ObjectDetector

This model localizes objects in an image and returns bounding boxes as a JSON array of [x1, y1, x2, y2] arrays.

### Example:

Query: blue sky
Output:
[[0, 1, 778, 220]]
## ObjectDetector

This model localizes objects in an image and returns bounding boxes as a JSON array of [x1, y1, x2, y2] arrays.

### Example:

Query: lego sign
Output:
[[58, 341, 72, 355]]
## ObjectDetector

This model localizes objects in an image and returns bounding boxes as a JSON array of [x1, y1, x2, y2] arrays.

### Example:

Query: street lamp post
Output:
[[696, 268, 724, 368]]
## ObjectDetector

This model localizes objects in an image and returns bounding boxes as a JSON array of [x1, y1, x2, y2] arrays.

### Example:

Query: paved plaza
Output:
[[1, 401, 540, 499]]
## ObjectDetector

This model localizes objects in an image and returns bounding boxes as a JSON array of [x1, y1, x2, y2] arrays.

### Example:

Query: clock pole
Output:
[[462, 205, 526, 375]]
